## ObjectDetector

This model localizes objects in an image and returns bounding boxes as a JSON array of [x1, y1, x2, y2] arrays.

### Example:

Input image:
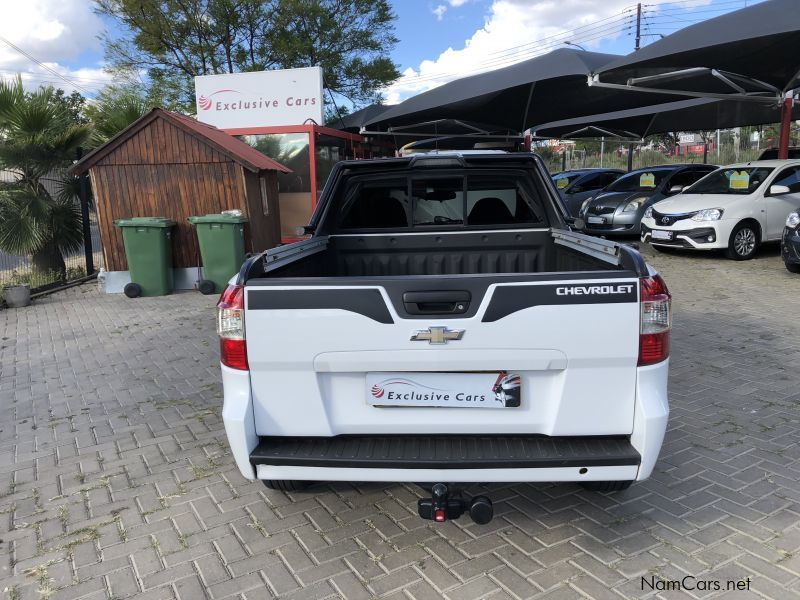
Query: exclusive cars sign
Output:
[[194, 66, 324, 130]]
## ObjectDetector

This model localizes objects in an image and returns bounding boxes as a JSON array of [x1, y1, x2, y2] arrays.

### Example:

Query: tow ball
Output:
[[418, 484, 493, 524]]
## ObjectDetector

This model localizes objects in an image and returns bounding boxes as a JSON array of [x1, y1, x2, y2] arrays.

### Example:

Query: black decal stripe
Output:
[[248, 289, 393, 324], [483, 283, 638, 322]]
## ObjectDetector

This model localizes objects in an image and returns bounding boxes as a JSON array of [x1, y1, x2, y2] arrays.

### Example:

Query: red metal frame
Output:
[[223, 124, 364, 209], [778, 97, 794, 160], [223, 124, 372, 242]]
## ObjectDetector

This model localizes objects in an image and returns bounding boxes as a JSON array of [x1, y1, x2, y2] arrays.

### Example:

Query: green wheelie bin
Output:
[[187, 213, 248, 295], [113, 217, 176, 298]]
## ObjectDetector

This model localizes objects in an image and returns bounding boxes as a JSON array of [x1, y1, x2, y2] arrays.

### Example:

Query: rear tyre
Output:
[[123, 282, 142, 298], [581, 480, 633, 492], [726, 222, 759, 260], [785, 261, 800, 274], [261, 480, 312, 492]]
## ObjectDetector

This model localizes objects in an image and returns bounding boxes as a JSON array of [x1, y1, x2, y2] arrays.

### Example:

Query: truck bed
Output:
[[247, 229, 639, 280]]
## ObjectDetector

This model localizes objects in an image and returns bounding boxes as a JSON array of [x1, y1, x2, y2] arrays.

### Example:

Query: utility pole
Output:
[[635, 3, 642, 51]]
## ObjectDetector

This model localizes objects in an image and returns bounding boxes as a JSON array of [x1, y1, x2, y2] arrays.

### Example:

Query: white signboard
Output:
[[678, 133, 697, 145], [194, 66, 324, 130]]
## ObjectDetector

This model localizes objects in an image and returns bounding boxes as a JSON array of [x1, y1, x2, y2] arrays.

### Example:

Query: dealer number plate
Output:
[[651, 230, 673, 240], [587, 216, 605, 224], [367, 372, 521, 408]]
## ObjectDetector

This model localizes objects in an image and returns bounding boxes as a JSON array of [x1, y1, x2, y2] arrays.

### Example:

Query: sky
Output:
[[0, 0, 765, 103]]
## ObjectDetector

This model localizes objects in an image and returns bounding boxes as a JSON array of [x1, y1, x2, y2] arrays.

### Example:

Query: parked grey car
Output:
[[579, 164, 717, 236], [552, 168, 624, 217]]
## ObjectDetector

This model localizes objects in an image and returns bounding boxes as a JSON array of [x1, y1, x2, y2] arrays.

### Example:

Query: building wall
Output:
[[88, 115, 286, 272], [242, 168, 282, 251], [92, 161, 248, 271]]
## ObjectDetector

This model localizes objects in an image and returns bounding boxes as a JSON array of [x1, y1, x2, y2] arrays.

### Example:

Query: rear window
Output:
[[337, 173, 543, 230]]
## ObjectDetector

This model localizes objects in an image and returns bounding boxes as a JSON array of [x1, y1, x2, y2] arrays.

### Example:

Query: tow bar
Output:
[[418, 484, 493, 524]]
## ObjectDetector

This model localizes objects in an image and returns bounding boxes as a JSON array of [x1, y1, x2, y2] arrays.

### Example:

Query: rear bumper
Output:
[[250, 434, 640, 483], [222, 361, 669, 483]]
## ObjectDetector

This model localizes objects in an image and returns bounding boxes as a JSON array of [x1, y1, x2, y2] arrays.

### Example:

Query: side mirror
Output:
[[668, 184, 683, 194], [770, 184, 791, 195]]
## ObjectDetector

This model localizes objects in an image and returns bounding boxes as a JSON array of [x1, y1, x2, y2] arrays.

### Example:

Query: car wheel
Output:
[[726, 222, 759, 260], [785, 261, 800, 274], [580, 480, 633, 492], [261, 480, 312, 492]]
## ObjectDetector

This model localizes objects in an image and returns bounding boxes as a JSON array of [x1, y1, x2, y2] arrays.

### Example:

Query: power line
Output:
[[398, 19, 633, 85], [0, 36, 96, 95], [0, 69, 112, 87]]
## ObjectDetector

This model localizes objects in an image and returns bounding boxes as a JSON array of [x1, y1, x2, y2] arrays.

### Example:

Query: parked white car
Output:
[[640, 160, 800, 260]]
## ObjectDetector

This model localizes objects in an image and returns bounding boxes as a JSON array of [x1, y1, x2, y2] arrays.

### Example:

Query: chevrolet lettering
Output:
[[556, 284, 635, 296], [219, 152, 672, 525]]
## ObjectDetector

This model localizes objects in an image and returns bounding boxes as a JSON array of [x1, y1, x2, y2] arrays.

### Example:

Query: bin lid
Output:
[[114, 217, 176, 228], [187, 214, 249, 224]]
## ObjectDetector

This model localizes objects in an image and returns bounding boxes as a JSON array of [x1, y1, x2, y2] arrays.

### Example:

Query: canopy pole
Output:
[[627, 143, 634, 172], [520, 82, 536, 132], [778, 96, 794, 160], [600, 136, 605, 168]]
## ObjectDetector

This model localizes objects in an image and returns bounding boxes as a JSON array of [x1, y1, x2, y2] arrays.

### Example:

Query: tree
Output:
[[0, 78, 92, 278], [84, 85, 150, 145], [95, 0, 400, 110], [52, 89, 89, 125], [270, 0, 399, 106]]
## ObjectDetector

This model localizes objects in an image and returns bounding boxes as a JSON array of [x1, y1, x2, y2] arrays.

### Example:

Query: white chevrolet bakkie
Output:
[[219, 153, 671, 524]]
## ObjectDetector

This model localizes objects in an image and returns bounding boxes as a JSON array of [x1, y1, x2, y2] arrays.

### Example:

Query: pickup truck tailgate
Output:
[[244, 276, 640, 437]]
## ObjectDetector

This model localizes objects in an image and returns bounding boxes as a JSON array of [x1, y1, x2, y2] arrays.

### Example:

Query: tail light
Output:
[[217, 284, 248, 370], [639, 274, 671, 366]]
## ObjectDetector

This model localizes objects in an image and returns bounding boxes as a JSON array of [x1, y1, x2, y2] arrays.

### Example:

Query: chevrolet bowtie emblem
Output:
[[410, 326, 465, 344]]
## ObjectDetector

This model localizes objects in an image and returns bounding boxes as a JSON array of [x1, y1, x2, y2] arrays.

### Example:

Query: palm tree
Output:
[[0, 78, 92, 278], [84, 86, 149, 146]]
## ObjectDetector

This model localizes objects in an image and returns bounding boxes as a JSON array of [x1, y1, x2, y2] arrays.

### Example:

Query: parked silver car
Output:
[[552, 168, 624, 217]]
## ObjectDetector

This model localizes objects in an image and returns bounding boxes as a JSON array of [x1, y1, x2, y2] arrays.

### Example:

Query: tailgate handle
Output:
[[403, 291, 471, 315]]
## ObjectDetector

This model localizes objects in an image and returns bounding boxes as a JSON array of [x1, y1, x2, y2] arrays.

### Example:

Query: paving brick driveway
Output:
[[1, 244, 799, 600]]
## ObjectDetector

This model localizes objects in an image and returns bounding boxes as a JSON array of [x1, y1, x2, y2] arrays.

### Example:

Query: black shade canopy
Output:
[[533, 97, 800, 139], [328, 104, 391, 132], [593, 0, 800, 99], [366, 48, 690, 133], [369, 118, 519, 137]]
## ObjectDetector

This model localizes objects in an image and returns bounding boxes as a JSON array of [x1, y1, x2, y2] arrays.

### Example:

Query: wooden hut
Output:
[[72, 108, 290, 290]]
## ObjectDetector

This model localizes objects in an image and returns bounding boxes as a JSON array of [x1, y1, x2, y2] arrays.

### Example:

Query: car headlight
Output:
[[787, 212, 800, 228], [622, 197, 648, 212], [691, 208, 724, 221], [579, 198, 592, 215], [643, 206, 654, 219]]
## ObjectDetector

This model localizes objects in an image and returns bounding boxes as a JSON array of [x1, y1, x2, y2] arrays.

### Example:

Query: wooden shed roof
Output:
[[72, 108, 291, 174]]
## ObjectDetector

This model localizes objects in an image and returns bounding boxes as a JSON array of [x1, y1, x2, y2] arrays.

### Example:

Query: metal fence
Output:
[[541, 127, 777, 174], [0, 169, 101, 295]]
